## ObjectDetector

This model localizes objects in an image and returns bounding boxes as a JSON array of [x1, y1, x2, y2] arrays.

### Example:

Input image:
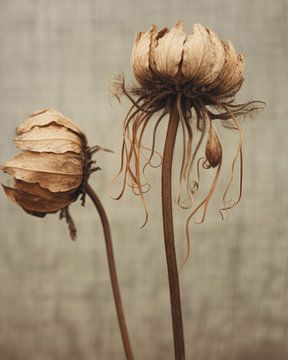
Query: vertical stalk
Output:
[[162, 104, 185, 360], [86, 183, 134, 360]]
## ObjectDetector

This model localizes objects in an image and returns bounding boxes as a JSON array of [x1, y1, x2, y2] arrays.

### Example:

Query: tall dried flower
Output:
[[1, 109, 134, 360], [113, 21, 263, 360]]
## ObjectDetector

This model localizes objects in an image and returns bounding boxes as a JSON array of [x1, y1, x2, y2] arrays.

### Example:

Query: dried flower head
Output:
[[132, 21, 244, 95], [1, 109, 104, 239], [113, 21, 264, 253]]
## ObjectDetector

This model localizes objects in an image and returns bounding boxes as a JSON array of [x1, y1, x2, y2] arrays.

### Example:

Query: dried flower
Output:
[[114, 20, 263, 225], [1, 110, 134, 358], [113, 20, 264, 360], [132, 21, 244, 93], [1, 109, 102, 239]]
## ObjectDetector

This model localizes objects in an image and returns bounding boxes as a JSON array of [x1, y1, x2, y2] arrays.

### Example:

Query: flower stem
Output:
[[86, 183, 134, 360], [162, 104, 185, 359]]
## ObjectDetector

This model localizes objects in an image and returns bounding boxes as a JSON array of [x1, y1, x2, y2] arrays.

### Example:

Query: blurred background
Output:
[[0, 0, 287, 359]]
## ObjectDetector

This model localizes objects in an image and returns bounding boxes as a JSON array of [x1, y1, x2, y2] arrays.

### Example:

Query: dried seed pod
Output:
[[205, 126, 222, 168], [1, 109, 98, 239]]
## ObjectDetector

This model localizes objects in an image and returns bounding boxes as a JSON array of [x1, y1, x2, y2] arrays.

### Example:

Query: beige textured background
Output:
[[0, 0, 287, 359]]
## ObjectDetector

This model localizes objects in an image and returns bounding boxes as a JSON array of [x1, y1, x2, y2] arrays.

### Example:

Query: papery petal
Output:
[[2, 184, 75, 213], [15, 124, 83, 154], [212, 40, 244, 94], [150, 20, 186, 79], [218, 54, 244, 94], [181, 24, 205, 81], [1, 151, 83, 192], [2, 168, 82, 193], [132, 28, 155, 87], [16, 109, 85, 139], [14, 179, 74, 199], [192, 25, 226, 86], [2, 151, 83, 176]]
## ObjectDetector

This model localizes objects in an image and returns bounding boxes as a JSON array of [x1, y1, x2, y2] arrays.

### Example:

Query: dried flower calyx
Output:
[[113, 20, 264, 227], [1, 109, 106, 239]]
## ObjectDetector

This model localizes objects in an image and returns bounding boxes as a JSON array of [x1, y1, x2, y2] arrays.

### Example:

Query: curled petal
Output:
[[2, 184, 75, 214], [222, 54, 244, 94], [2, 151, 83, 175], [192, 24, 226, 86], [14, 124, 84, 154], [132, 27, 155, 87], [2, 168, 82, 193], [150, 20, 186, 79], [1, 151, 83, 192], [181, 24, 205, 82], [212, 41, 244, 94], [13, 179, 73, 199], [16, 109, 86, 140]]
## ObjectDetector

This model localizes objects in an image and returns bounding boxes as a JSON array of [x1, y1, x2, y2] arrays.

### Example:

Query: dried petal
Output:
[[205, 126, 222, 167], [1, 151, 83, 192], [150, 20, 186, 79], [221, 54, 244, 94], [16, 109, 85, 140], [2, 184, 75, 213], [14, 179, 73, 199], [191, 25, 225, 86], [212, 41, 244, 94], [2, 168, 82, 193], [181, 24, 205, 81], [132, 27, 155, 87], [15, 124, 83, 154], [2, 151, 83, 175]]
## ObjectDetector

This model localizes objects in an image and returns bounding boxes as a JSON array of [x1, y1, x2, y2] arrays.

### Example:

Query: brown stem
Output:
[[86, 183, 134, 360], [162, 104, 185, 359]]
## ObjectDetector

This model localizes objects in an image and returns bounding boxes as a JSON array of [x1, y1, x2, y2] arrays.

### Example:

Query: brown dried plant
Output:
[[113, 20, 264, 360], [1, 109, 134, 360], [1, 109, 103, 239]]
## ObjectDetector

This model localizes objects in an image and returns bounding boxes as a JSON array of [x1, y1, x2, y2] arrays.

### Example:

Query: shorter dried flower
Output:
[[1, 109, 104, 239]]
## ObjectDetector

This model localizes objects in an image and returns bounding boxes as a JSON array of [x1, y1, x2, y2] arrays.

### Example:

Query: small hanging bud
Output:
[[205, 126, 222, 168], [1, 109, 100, 239]]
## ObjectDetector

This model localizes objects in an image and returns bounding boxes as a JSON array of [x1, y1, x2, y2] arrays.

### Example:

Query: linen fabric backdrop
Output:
[[0, 0, 287, 359]]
